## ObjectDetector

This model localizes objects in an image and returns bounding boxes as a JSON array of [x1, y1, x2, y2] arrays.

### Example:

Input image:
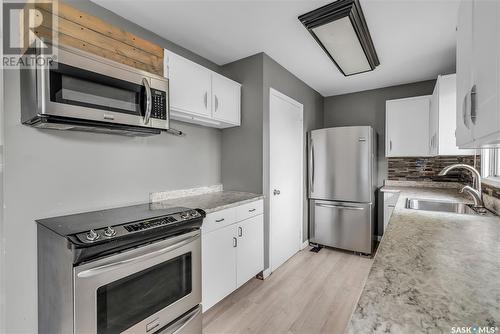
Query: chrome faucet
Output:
[[438, 164, 483, 208]]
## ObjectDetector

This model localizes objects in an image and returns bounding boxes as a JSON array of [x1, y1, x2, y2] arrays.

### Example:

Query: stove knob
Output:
[[104, 226, 116, 237], [86, 229, 99, 241], [190, 210, 198, 217], [180, 212, 189, 219]]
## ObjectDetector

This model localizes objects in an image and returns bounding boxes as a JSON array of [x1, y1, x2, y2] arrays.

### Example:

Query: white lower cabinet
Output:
[[382, 192, 399, 233], [201, 200, 264, 312], [201, 223, 237, 312], [236, 215, 264, 287]]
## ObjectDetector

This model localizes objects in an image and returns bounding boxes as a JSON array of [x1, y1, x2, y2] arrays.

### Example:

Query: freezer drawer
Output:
[[309, 200, 374, 254]]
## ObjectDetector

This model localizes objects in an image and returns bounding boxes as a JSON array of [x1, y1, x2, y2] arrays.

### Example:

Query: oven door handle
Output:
[[77, 234, 198, 278], [143, 77, 152, 125]]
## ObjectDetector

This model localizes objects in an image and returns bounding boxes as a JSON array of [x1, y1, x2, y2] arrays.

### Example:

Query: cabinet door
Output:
[[471, 0, 499, 145], [212, 73, 241, 125], [456, 0, 475, 147], [437, 74, 475, 155], [383, 204, 395, 233], [201, 225, 237, 311], [236, 215, 264, 288], [165, 50, 212, 117], [386, 96, 431, 157], [429, 82, 439, 155]]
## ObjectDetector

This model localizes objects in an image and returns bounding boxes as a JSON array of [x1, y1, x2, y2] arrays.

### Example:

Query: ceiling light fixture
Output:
[[299, 0, 380, 76]]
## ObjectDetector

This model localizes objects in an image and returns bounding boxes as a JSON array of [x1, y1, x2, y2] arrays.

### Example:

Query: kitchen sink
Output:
[[405, 198, 492, 216]]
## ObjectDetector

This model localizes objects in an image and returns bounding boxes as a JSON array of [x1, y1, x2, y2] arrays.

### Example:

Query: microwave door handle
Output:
[[77, 234, 198, 278], [142, 78, 152, 125]]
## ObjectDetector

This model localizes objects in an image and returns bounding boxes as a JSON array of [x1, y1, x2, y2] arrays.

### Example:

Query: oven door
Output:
[[74, 230, 201, 334], [37, 45, 169, 131]]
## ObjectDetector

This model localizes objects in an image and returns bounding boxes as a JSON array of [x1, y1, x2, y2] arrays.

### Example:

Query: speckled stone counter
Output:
[[152, 191, 263, 214], [347, 186, 500, 334]]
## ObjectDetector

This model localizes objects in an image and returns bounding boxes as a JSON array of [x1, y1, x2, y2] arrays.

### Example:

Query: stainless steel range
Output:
[[36, 203, 205, 334]]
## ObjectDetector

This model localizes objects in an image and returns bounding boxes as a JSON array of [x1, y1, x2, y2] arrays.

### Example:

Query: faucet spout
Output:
[[460, 185, 484, 208], [438, 163, 482, 195]]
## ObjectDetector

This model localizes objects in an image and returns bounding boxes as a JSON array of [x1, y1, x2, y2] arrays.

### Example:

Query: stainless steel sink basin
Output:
[[405, 198, 492, 216]]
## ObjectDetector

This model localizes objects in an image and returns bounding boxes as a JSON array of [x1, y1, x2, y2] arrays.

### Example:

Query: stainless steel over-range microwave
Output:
[[21, 44, 170, 136]]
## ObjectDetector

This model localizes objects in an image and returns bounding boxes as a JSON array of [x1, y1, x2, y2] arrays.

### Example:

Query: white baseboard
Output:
[[300, 240, 309, 250]]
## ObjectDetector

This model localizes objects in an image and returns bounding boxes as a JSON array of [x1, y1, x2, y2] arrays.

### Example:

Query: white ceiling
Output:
[[92, 0, 460, 96]]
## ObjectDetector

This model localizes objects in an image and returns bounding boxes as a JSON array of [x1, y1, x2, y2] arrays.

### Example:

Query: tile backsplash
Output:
[[388, 155, 480, 184]]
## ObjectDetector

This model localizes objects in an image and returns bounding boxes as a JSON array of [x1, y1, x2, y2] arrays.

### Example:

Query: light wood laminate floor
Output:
[[202, 247, 373, 334]]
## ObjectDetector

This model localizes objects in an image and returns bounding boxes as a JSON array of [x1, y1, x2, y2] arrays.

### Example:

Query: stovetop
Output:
[[37, 203, 205, 264], [37, 203, 193, 236], [37, 203, 204, 245]]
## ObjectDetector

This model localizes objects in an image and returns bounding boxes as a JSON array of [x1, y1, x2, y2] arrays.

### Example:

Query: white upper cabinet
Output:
[[430, 74, 475, 155], [164, 49, 241, 128], [429, 83, 439, 156], [456, 0, 474, 147], [386, 96, 431, 157], [166, 51, 212, 117], [471, 0, 499, 145], [456, 0, 500, 148], [212, 72, 241, 125]]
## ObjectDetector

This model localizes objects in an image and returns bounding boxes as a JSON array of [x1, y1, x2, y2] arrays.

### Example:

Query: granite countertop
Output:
[[347, 186, 500, 333], [152, 191, 263, 214]]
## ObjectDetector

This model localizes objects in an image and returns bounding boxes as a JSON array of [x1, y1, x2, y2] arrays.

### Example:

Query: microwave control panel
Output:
[[151, 89, 167, 120]]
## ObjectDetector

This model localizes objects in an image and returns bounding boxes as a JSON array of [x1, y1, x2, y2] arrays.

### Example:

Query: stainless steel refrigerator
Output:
[[308, 126, 377, 254]]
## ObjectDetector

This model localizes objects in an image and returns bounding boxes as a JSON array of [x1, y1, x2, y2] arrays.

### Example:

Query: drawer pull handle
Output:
[[238, 226, 243, 237], [233, 237, 237, 247], [248, 208, 256, 212], [215, 218, 225, 222]]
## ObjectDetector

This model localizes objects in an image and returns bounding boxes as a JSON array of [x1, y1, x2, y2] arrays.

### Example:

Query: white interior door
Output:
[[269, 88, 303, 272]]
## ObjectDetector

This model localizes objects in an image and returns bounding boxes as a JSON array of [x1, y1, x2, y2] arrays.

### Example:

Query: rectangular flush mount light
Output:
[[299, 0, 380, 76]]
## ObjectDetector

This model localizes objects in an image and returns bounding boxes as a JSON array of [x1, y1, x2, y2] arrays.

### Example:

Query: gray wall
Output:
[[221, 53, 323, 270], [324, 80, 436, 186], [221, 54, 264, 194], [2, 1, 222, 332]]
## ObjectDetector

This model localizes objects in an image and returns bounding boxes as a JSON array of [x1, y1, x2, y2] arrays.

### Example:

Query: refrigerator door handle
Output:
[[315, 203, 364, 211], [309, 137, 314, 194]]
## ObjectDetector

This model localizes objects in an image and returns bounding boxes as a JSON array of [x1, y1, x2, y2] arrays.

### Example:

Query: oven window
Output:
[[49, 63, 144, 116], [96, 253, 192, 334]]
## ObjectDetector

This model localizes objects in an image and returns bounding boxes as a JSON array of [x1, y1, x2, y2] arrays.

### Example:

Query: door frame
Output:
[[268, 88, 304, 273]]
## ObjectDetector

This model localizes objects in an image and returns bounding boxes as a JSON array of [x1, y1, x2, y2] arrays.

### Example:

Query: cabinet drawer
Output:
[[202, 207, 237, 234], [236, 199, 263, 221]]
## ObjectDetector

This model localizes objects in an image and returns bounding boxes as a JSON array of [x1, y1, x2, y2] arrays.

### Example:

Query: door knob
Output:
[[273, 189, 281, 195]]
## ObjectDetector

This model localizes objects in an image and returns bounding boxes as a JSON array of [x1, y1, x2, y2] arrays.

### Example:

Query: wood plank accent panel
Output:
[[29, 1, 163, 75]]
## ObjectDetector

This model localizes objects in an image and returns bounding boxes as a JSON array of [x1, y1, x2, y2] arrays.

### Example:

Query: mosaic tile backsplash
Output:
[[388, 155, 480, 184]]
